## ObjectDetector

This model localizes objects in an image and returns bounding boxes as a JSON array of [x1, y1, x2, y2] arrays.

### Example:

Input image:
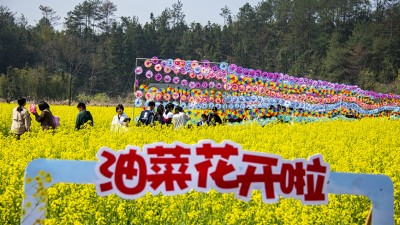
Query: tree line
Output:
[[0, 0, 399, 104]]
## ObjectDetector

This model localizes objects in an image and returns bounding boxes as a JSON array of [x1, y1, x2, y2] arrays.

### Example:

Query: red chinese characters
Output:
[[96, 140, 330, 205], [96, 147, 147, 199], [145, 144, 192, 193]]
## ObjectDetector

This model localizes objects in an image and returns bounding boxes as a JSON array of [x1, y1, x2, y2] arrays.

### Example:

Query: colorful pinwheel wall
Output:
[[134, 57, 400, 119]]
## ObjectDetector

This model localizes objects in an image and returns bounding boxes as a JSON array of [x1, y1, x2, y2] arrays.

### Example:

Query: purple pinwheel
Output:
[[195, 82, 201, 88], [151, 56, 159, 64], [145, 70, 153, 79], [202, 82, 208, 89], [243, 68, 249, 76], [135, 66, 143, 75], [209, 82, 215, 88], [236, 67, 243, 75], [155, 73, 163, 81], [202, 60, 210, 67], [164, 75, 171, 83], [181, 79, 188, 86], [262, 72, 268, 78], [189, 82, 196, 89], [249, 69, 256, 77], [284, 74, 289, 80], [173, 76, 180, 84], [228, 64, 237, 72], [216, 83, 222, 89]]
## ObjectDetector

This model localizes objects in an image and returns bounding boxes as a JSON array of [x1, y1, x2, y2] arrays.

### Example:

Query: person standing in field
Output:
[[172, 106, 190, 129], [10, 97, 31, 139], [33, 101, 55, 130], [75, 102, 93, 130]]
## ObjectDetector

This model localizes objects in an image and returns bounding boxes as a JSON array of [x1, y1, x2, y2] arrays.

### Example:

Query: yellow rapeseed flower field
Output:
[[0, 103, 399, 224]]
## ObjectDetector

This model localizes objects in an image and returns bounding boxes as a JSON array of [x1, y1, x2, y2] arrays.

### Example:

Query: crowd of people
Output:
[[136, 101, 222, 129], [13, 96, 394, 140], [10, 98, 222, 140]]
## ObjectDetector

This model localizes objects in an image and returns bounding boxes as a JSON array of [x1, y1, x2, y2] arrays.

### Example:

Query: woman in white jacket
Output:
[[10, 97, 31, 139], [111, 104, 130, 131]]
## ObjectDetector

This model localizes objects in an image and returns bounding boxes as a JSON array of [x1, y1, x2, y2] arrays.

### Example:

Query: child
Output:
[[33, 101, 55, 130], [197, 114, 210, 126], [10, 97, 31, 139]]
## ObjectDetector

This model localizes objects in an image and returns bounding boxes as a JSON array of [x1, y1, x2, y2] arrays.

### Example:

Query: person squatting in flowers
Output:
[[111, 104, 130, 130], [138, 101, 155, 126], [172, 106, 191, 129]]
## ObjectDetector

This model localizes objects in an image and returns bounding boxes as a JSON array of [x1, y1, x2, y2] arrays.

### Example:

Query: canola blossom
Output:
[[0, 103, 399, 224]]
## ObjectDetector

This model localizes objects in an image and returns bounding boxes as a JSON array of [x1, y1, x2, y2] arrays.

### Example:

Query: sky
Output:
[[2, 0, 261, 29]]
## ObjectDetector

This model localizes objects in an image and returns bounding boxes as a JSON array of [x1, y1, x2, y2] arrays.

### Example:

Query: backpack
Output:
[[138, 110, 154, 125], [52, 116, 60, 128]]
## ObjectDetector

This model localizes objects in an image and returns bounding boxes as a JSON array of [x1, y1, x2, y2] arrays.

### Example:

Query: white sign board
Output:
[[21, 140, 394, 225]]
